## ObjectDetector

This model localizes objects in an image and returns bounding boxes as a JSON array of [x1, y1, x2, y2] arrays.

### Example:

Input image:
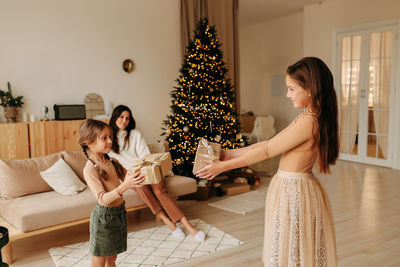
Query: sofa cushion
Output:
[[0, 153, 61, 199], [147, 142, 168, 153], [0, 188, 145, 232], [60, 151, 88, 183], [40, 158, 87, 196], [0, 175, 197, 232]]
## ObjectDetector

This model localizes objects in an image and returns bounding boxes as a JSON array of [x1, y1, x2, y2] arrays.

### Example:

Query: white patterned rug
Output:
[[49, 219, 244, 266], [208, 190, 267, 215]]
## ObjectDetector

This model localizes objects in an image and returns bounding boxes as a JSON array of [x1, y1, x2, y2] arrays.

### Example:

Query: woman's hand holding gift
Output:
[[194, 159, 225, 180]]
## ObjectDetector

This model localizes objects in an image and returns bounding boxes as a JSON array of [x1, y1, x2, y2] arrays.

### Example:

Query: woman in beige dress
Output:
[[195, 57, 338, 266]]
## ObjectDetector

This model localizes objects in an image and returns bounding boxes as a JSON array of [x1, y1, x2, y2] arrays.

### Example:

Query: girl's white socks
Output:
[[171, 227, 186, 238]]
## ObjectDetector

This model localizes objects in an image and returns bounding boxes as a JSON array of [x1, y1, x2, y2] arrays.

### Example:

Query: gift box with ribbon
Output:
[[192, 138, 221, 173], [128, 152, 172, 184]]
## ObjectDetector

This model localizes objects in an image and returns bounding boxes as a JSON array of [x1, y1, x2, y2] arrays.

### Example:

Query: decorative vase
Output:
[[4, 106, 18, 123]]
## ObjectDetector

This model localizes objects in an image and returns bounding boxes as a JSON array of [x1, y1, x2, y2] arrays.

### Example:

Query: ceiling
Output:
[[239, 0, 323, 26]]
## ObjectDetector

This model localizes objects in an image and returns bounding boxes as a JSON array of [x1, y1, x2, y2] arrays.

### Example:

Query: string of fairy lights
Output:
[[163, 18, 243, 174]]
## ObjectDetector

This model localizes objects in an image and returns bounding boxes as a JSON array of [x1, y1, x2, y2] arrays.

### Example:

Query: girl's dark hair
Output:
[[287, 57, 339, 174], [109, 105, 136, 154], [79, 119, 124, 180]]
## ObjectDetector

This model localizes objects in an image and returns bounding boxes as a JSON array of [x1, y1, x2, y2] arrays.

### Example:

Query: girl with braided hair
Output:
[[79, 119, 144, 267]]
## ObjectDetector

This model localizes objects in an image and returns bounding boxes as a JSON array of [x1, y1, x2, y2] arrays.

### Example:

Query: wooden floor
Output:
[[4, 160, 400, 267]]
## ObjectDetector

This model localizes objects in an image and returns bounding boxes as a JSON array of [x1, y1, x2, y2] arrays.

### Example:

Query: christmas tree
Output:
[[163, 17, 243, 177]]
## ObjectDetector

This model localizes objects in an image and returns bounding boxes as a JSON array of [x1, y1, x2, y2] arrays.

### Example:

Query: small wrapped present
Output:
[[192, 138, 221, 173], [128, 152, 172, 185], [142, 152, 172, 177], [221, 183, 250, 196]]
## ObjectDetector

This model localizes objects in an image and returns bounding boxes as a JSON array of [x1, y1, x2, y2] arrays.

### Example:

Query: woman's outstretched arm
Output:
[[195, 114, 315, 179]]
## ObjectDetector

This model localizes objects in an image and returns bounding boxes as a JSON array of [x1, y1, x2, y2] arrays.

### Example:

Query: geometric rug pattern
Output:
[[49, 219, 244, 266], [208, 190, 267, 215]]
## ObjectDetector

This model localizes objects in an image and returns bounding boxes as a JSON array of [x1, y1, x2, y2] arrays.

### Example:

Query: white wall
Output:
[[304, 0, 400, 66], [239, 12, 304, 131], [304, 0, 400, 169], [0, 0, 181, 143]]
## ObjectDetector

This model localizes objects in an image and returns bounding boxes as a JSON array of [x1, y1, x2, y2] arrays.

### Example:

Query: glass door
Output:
[[339, 35, 362, 158], [337, 26, 396, 167]]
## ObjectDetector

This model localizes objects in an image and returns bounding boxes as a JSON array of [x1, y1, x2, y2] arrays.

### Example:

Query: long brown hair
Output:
[[287, 57, 339, 173], [109, 105, 136, 154], [79, 119, 124, 179]]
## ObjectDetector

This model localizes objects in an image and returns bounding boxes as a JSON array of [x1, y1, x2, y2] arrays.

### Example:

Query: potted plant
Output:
[[0, 82, 24, 123]]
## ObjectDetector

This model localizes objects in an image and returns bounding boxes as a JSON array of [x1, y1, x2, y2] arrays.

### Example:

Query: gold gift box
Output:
[[192, 138, 221, 173], [221, 183, 251, 196], [128, 152, 172, 185]]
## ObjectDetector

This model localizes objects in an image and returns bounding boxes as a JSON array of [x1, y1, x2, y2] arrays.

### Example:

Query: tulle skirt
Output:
[[263, 170, 337, 267]]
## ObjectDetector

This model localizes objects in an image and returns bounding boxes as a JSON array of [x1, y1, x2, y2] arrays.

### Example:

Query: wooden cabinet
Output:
[[28, 120, 84, 158], [0, 123, 30, 159], [0, 120, 86, 159]]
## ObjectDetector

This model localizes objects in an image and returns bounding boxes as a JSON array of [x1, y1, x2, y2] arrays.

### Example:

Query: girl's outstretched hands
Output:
[[194, 159, 225, 180], [124, 171, 145, 188]]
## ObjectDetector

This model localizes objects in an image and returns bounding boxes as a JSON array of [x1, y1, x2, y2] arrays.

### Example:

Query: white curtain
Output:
[[370, 32, 391, 159]]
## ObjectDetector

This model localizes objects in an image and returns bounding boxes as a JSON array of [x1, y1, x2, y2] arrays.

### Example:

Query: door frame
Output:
[[333, 19, 400, 169]]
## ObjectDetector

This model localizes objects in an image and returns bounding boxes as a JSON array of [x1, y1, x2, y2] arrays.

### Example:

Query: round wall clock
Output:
[[122, 59, 135, 73]]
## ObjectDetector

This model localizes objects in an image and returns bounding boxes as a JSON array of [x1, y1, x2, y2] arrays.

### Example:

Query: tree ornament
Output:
[[236, 133, 242, 139], [215, 135, 221, 142], [183, 126, 189, 133]]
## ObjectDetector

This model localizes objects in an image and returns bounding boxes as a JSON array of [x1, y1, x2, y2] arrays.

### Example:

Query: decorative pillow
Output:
[[60, 151, 88, 183], [0, 153, 61, 199], [40, 158, 87, 196]]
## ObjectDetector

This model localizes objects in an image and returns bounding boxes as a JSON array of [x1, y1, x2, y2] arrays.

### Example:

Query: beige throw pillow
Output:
[[60, 151, 88, 183], [40, 158, 87, 195], [0, 153, 61, 199]]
